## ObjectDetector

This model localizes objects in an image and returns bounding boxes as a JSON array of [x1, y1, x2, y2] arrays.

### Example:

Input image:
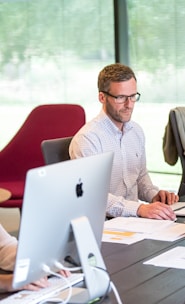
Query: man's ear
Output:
[[99, 92, 106, 104]]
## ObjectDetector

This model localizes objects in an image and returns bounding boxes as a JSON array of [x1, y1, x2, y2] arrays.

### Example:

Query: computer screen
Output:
[[12, 152, 113, 301]]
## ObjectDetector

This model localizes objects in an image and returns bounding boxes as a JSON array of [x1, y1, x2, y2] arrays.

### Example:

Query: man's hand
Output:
[[152, 190, 179, 205], [137, 202, 176, 220]]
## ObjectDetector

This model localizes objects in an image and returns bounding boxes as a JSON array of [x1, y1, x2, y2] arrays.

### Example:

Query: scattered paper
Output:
[[170, 202, 185, 216], [102, 217, 185, 245], [144, 246, 185, 269], [146, 222, 185, 241], [171, 202, 185, 211], [103, 217, 173, 233], [102, 229, 144, 245]]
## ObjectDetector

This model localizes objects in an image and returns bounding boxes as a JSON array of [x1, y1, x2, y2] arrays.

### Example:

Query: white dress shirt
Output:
[[69, 109, 159, 217]]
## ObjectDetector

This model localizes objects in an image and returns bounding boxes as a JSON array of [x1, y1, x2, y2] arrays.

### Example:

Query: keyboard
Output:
[[1, 273, 84, 304]]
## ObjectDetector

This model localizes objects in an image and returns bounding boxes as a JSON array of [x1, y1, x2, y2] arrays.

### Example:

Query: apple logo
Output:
[[76, 179, 83, 197]]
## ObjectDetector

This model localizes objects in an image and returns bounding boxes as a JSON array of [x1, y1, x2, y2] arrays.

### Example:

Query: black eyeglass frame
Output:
[[101, 91, 141, 104]]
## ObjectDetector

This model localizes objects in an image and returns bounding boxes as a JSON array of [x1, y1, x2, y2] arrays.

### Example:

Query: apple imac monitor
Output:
[[12, 152, 113, 302]]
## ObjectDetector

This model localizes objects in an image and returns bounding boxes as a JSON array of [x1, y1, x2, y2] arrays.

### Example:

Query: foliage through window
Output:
[[126, 0, 184, 190], [0, 0, 114, 148]]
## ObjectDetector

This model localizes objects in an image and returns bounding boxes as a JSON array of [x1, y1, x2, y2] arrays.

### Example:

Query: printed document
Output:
[[102, 217, 177, 244], [144, 246, 185, 269], [102, 217, 185, 244]]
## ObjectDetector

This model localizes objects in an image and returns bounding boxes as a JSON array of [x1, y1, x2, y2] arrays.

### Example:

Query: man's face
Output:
[[99, 78, 137, 130]]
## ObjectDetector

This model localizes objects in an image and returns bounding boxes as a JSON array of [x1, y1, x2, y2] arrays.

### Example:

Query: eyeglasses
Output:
[[101, 91, 141, 104]]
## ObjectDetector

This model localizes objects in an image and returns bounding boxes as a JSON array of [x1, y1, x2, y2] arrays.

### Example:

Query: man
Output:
[[69, 63, 178, 220]]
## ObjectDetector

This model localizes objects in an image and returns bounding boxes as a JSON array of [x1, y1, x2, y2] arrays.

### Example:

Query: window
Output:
[[0, 0, 114, 148], [125, 0, 184, 190], [0, 0, 183, 191]]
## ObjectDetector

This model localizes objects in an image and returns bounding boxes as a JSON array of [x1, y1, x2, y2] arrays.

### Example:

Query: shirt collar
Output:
[[99, 109, 133, 135]]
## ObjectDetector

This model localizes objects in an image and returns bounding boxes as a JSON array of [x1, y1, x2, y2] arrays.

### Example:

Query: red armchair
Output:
[[0, 104, 85, 211]]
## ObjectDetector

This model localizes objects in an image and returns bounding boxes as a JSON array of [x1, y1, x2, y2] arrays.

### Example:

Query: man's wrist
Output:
[[137, 203, 144, 217]]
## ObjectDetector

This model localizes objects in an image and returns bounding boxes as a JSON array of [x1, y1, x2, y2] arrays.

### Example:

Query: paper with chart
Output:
[[102, 217, 177, 245], [102, 228, 145, 245], [102, 217, 185, 244]]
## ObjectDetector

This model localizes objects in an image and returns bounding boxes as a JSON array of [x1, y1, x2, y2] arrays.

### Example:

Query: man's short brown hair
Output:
[[98, 63, 136, 92]]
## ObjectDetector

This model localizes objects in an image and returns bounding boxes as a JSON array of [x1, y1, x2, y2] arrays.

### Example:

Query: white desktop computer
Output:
[[12, 152, 113, 303]]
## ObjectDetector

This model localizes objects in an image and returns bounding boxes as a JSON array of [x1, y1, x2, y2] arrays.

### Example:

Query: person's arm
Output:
[[0, 225, 17, 271], [135, 147, 177, 220], [107, 193, 141, 217], [136, 143, 178, 206], [0, 274, 13, 292], [134, 135, 160, 203]]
